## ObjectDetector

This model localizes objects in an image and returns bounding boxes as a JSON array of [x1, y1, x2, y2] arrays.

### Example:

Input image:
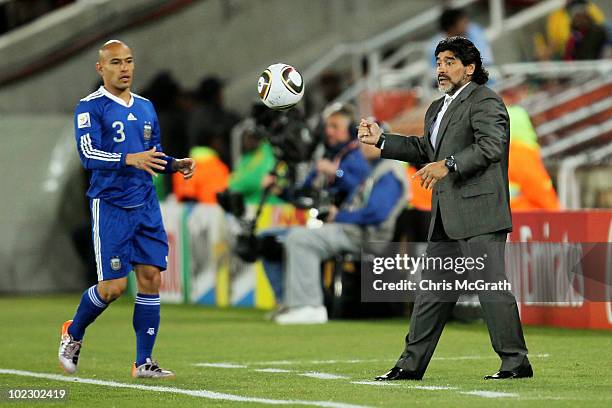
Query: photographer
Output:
[[274, 142, 407, 325], [260, 104, 370, 305], [262, 103, 370, 206], [299, 103, 371, 205]]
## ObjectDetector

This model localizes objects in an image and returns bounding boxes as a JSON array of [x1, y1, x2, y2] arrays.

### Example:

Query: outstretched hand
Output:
[[125, 146, 167, 177]]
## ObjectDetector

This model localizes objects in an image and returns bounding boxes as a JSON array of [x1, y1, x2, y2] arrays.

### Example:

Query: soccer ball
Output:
[[257, 63, 304, 110]]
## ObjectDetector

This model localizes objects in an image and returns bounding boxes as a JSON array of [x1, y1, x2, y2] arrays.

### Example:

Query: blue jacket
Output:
[[335, 163, 403, 225], [302, 140, 370, 203]]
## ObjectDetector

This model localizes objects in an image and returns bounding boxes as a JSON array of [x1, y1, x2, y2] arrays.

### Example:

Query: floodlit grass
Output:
[[0, 295, 611, 407]]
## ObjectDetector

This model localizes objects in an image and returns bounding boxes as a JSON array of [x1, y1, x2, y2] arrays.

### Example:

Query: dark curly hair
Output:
[[435, 36, 489, 85]]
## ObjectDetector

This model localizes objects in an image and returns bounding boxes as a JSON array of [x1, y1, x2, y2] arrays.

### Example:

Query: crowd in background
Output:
[[535, 0, 610, 61], [134, 1, 612, 211], [5, 1, 609, 282], [137, 67, 352, 205], [38, 0, 606, 312]]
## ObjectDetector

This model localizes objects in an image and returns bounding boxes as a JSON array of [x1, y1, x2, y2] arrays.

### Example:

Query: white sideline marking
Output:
[[0, 368, 371, 408], [352, 381, 457, 391], [411, 386, 457, 390], [301, 372, 350, 380], [199, 353, 550, 367], [253, 359, 385, 366], [461, 391, 518, 398], [433, 353, 549, 361], [194, 363, 247, 368], [254, 368, 294, 373], [351, 381, 398, 387], [251, 360, 301, 365]]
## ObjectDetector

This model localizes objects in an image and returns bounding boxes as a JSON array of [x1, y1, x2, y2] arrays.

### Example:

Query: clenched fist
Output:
[[357, 119, 383, 145], [172, 158, 196, 180]]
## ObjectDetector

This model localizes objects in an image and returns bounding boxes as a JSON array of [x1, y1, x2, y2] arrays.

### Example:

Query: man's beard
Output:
[[437, 72, 468, 94], [437, 79, 456, 94]]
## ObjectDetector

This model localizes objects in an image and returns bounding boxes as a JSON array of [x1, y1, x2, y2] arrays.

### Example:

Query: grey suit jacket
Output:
[[381, 82, 512, 240]]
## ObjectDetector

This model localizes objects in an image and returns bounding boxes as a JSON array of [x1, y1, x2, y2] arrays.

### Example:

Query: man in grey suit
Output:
[[358, 36, 532, 380]]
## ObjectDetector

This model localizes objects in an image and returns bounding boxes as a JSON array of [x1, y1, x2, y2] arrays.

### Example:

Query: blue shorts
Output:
[[90, 197, 168, 281]]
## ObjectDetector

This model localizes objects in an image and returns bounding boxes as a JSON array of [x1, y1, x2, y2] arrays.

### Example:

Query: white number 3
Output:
[[112, 121, 126, 143]]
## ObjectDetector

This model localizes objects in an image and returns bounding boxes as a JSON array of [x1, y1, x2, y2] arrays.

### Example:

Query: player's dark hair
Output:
[[439, 8, 466, 33], [435, 36, 489, 85]]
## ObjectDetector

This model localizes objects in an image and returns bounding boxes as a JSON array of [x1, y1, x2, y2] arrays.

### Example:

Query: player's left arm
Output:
[[151, 110, 195, 179]]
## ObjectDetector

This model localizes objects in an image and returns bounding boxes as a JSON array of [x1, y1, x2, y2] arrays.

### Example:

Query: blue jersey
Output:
[[74, 86, 175, 208]]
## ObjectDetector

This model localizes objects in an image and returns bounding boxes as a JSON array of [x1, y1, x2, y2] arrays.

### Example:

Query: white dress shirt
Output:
[[429, 81, 471, 148], [379, 81, 471, 152]]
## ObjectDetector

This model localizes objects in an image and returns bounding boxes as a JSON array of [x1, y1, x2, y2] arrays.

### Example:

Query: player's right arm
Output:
[[75, 100, 166, 176], [358, 118, 428, 165], [75, 100, 126, 170]]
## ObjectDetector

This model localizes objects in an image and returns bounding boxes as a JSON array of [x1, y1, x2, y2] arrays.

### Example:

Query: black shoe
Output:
[[375, 366, 422, 381], [484, 364, 533, 380]]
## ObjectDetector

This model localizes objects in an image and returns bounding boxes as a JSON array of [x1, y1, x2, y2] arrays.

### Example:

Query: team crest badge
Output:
[[143, 122, 152, 141], [110, 257, 121, 271]]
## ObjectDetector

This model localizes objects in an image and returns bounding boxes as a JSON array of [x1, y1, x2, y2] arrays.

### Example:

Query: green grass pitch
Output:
[[0, 295, 611, 407]]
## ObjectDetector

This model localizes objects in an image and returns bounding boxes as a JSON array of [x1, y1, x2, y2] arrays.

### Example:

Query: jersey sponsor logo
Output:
[[77, 112, 91, 128], [110, 256, 121, 271], [147, 328, 155, 336], [127, 113, 137, 121]]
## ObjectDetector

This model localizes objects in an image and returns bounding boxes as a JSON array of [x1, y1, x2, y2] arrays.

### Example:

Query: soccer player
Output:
[[58, 40, 195, 379]]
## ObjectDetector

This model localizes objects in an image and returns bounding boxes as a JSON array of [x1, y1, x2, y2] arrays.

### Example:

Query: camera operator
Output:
[[262, 103, 370, 203], [303, 103, 371, 205], [274, 141, 408, 325], [260, 104, 370, 308]]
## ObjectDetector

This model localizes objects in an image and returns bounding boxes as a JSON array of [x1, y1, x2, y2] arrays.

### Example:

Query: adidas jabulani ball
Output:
[[257, 63, 304, 110]]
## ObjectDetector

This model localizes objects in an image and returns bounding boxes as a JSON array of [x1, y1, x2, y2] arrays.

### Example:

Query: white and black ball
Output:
[[257, 63, 304, 110]]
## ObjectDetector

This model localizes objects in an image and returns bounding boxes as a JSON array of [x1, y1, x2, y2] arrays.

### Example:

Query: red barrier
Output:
[[509, 211, 612, 329]]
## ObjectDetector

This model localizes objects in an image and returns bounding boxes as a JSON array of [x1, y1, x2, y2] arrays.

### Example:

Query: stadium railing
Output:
[[304, 0, 566, 109]]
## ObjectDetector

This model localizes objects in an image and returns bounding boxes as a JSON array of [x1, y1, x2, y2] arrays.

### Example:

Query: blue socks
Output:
[[133, 293, 161, 366], [68, 285, 108, 341], [67, 287, 161, 366]]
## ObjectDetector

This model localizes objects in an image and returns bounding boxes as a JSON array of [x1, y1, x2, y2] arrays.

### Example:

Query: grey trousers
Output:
[[284, 224, 359, 308], [396, 231, 530, 375]]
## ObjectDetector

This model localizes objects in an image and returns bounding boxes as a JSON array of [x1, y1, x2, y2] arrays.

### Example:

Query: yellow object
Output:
[[252, 203, 308, 309], [546, 2, 605, 57], [254, 263, 276, 310]]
